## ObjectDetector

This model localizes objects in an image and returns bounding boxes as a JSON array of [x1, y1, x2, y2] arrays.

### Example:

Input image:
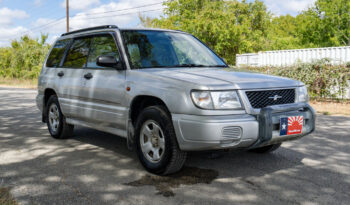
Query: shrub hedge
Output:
[[232, 59, 350, 99], [0, 35, 50, 79]]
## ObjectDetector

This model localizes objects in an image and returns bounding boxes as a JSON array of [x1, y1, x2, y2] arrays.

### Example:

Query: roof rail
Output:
[[61, 25, 118, 36]]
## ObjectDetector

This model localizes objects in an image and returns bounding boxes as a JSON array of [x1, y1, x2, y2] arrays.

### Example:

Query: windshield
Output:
[[121, 30, 227, 69]]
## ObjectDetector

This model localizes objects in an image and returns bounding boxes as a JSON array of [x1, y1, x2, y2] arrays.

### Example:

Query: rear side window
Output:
[[87, 35, 120, 68], [63, 37, 91, 68], [46, 39, 70, 67]]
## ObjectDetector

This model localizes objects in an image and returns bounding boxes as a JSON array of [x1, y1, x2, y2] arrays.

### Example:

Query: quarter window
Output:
[[63, 37, 91, 68], [87, 35, 119, 68], [46, 39, 70, 67]]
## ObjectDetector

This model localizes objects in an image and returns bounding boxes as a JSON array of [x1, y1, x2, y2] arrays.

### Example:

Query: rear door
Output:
[[79, 33, 127, 133], [43, 38, 70, 97], [56, 36, 92, 119]]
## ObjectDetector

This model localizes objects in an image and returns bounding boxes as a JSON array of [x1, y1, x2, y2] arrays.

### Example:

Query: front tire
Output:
[[135, 106, 187, 175], [46, 95, 74, 139], [249, 143, 282, 153]]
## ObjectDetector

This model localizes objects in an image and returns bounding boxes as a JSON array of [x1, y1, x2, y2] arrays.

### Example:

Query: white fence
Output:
[[236, 46, 350, 67], [236, 46, 350, 99]]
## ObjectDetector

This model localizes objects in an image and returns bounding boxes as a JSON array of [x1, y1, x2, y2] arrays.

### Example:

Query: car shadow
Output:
[[1, 88, 350, 204]]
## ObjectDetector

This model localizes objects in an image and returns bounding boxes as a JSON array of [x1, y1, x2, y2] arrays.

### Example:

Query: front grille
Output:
[[246, 89, 295, 108]]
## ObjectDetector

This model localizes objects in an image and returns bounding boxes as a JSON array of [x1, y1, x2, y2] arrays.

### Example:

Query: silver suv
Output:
[[36, 25, 315, 175]]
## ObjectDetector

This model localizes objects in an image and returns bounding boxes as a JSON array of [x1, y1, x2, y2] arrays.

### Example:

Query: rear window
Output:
[[62, 37, 91, 68], [46, 39, 70, 67]]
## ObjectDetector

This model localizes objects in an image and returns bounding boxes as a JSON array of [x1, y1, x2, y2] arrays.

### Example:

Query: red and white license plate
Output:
[[280, 116, 303, 136]]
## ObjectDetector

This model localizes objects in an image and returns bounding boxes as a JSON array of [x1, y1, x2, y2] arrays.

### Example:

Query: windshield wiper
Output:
[[174, 64, 208, 67], [174, 64, 228, 68], [206, 65, 228, 67], [139, 64, 228, 69], [140, 65, 174, 69]]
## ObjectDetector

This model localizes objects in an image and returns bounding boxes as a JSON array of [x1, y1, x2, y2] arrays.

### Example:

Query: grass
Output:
[[0, 78, 37, 89], [0, 187, 18, 205], [310, 100, 350, 116]]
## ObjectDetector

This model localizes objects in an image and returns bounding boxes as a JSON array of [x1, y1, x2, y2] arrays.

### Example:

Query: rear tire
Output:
[[46, 95, 74, 139], [135, 106, 187, 175], [249, 143, 281, 153]]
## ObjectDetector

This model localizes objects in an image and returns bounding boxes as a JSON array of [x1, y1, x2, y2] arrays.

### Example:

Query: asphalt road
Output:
[[0, 87, 350, 205]]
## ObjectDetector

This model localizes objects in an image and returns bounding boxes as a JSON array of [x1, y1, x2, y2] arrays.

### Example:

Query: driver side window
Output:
[[87, 35, 120, 68]]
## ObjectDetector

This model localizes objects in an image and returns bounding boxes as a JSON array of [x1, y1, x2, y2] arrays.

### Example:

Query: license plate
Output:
[[280, 116, 303, 136]]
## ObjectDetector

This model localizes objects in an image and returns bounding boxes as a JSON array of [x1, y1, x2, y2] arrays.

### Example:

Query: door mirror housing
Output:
[[96, 55, 123, 70]]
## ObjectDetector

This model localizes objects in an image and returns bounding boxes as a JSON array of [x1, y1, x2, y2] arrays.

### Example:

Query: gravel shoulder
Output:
[[0, 87, 350, 205]]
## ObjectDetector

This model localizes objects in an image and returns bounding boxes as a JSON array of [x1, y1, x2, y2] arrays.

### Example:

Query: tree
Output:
[[140, 0, 350, 64], [297, 0, 350, 47], [0, 34, 50, 79], [141, 0, 271, 64], [265, 15, 303, 50]]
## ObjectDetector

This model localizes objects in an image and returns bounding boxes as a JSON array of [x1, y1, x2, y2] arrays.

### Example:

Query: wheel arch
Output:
[[42, 88, 57, 122], [129, 95, 171, 126], [126, 95, 173, 150]]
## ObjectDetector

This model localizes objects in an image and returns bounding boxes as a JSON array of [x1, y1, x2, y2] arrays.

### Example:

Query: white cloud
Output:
[[0, 8, 30, 46], [68, 0, 163, 30], [263, 0, 315, 16], [0, 0, 164, 46], [0, 26, 30, 46], [0, 7, 29, 26], [34, 0, 44, 6], [34, 0, 163, 34], [61, 0, 100, 10], [32, 18, 66, 34]]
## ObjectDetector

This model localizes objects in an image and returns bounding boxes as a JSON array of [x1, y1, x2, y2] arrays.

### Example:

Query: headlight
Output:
[[191, 91, 242, 109], [191, 91, 213, 109], [296, 86, 309, 102]]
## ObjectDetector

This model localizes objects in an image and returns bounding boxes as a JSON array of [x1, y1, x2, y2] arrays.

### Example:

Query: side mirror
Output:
[[96, 55, 123, 70]]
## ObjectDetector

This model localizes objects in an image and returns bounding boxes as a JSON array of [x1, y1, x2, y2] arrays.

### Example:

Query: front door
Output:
[[79, 33, 127, 134]]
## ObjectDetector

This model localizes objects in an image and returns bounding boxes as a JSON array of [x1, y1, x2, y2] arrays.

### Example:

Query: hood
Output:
[[140, 68, 303, 90]]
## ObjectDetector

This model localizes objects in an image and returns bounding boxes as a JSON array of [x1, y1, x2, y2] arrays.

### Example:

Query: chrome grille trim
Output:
[[245, 89, 295, 109]]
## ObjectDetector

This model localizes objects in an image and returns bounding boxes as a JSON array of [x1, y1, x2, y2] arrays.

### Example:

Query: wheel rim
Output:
[[48, 104, 60, 133], [140, 120, 165, 163]]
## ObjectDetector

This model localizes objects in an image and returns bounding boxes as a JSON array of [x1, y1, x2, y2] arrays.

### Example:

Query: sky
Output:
[[0, 0, 316, 47]]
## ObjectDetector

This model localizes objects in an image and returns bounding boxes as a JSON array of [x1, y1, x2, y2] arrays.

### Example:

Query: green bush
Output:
[[0, 34, 50, 80], [232, 59, 350, 99]]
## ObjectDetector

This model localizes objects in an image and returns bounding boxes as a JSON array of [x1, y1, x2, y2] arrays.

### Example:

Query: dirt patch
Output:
[[310, 101, 350, 116], [124, 166, 218, 197], [0, 78, 37, 89], [0, 187, 18, 205]]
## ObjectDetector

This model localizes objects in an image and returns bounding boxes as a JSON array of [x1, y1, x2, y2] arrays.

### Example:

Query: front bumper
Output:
[[172, 103, 315, 151]]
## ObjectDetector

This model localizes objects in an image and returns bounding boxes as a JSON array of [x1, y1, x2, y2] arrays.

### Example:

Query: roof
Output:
[[61, 25, 118, 36], [119, 27, 186, 33], [60, 25, 186, 37]]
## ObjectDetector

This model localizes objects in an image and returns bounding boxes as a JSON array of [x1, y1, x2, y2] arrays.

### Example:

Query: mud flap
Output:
[[127, 120, 135, 151]]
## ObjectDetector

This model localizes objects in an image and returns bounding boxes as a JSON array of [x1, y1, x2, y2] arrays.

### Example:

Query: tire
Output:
[[46, 95, 74, 139], [249, 143, 282, 153], [135, 106, 187, 175]]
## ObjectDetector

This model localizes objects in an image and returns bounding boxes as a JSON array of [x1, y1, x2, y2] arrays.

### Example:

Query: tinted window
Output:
[[87, 35, 119, 68], [46, 39, 70, 67], [63, 37, 91, 68]]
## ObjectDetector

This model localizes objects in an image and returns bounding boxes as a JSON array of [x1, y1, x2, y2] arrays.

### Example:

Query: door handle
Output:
[[57, 71, 64, 77], [84, 73, 93, 80]]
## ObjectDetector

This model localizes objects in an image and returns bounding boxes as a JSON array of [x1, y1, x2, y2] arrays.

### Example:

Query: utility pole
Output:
[[66, 0, 69, 32]]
